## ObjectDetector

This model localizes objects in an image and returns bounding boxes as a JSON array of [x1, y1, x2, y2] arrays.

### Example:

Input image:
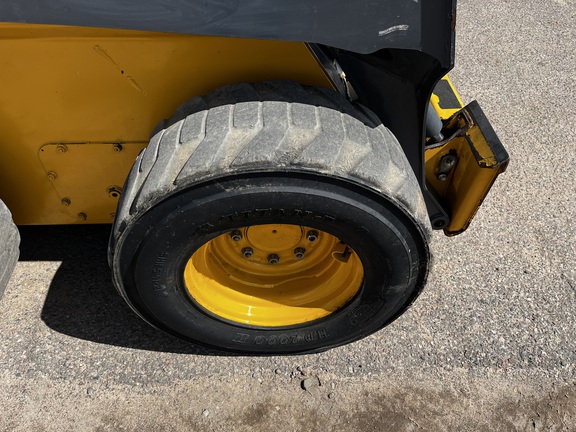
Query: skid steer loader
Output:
[[0, 1, 508, 354]]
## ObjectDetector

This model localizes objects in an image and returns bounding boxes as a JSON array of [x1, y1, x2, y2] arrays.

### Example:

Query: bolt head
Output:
[[230, 230, 243, 242], [267, 254, 280, 265], [294, 248, 306, 259], [306, 230, 319, 242], [437, 173, 448, 182], [242, 248, 254, 259], [61, 198, 71, 206]]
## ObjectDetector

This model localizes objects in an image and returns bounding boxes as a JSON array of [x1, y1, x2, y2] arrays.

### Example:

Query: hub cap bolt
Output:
[[242, 247, 254, 259], [306, 230, 319, 242], [294, 248, 306, 259], [230, 230, 243, 242], [268, 254, 280, 265]]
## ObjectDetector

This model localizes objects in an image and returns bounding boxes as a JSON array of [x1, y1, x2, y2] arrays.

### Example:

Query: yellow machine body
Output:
[[0, 24, 504, 234], [0, 23, 332, 224]]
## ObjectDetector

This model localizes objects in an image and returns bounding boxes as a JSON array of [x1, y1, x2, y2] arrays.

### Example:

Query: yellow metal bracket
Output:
[[425, 95, 509, 235]]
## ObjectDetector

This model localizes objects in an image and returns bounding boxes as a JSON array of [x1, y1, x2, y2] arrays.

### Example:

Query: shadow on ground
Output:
[[19, 225, 228, 355]]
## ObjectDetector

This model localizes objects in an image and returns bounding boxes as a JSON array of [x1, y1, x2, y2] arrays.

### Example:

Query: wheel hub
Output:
[[246, 224, 302, 252], [183, 224, 364, 327]]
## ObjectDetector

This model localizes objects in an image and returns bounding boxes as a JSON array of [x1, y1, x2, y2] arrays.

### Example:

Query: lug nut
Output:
[[294, 248, 306, 259], [242, 247, 254, 259], [306, 230, 319, 242], [267, 254, 280, 265], [230, 230, 243, 242]]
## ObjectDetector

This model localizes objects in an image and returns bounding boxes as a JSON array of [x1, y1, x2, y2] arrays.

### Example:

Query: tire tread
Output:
[[0, 200, 20, 298], [111, 81, 431, 256]]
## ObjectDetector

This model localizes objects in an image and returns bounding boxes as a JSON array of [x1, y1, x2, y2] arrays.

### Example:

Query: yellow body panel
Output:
[[0, 23, 332, 225]]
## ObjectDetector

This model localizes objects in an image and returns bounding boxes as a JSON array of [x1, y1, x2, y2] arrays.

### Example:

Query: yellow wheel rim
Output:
[[184, 224, 364, 327]]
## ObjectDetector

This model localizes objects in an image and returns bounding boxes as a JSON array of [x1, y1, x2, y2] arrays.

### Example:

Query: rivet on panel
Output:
[[56, 144, 68, 153], [61, 198, 71, 206], [77, 213, 87, 221], [107, 185, 122, 199], [47, 171, 58, 181]]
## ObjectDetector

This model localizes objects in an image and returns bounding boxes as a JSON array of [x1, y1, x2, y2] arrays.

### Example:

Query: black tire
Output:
[[109, 81, 431, 354], [0, 199, 20, 298]]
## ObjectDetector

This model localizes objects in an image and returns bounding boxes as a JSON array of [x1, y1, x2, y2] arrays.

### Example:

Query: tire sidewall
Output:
[[118, 174, 428, 354]]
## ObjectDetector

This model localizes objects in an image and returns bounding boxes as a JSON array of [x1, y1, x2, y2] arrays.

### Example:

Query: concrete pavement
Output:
[[1, 0, 575, 430]]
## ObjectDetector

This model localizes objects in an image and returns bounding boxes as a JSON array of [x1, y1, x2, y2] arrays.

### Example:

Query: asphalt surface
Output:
[[1, 1, 575, 430]]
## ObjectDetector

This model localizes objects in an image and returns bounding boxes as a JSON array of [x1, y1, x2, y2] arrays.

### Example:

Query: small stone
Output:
[[301, 377, 320, 391], [202, 409, 210, 417], [275, 369, 282, 375], [327, 392, 335, 399]]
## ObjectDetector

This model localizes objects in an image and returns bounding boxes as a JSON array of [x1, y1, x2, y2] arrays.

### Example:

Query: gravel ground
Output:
[[1, 1, 575, 430]]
